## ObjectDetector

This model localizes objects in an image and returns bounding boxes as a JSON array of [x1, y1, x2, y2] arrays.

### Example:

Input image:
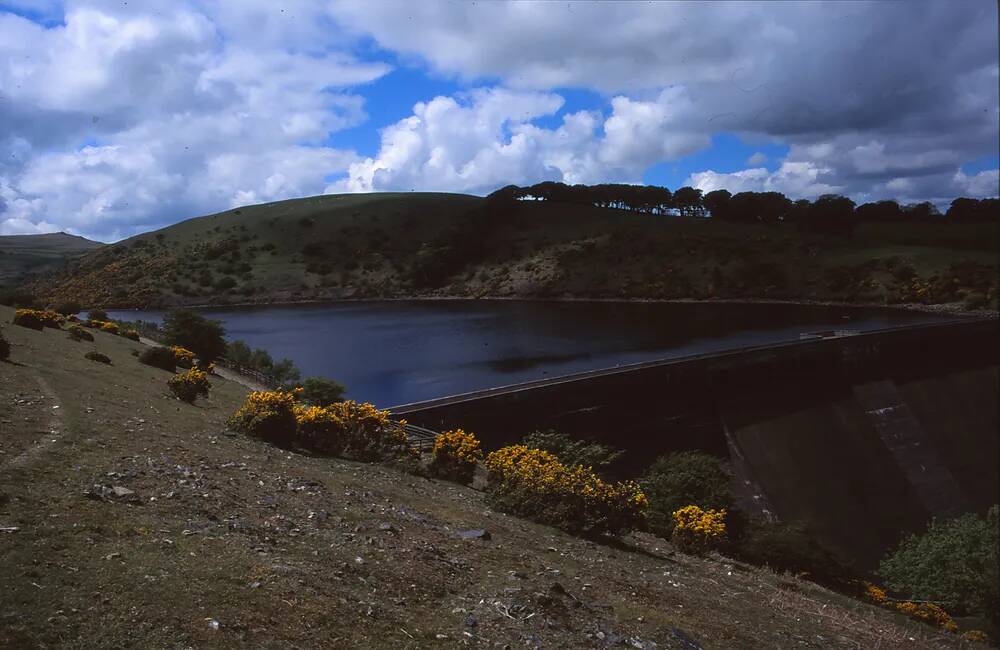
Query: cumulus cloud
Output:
[[0, 2, 387, 240], [339, 87, 712, 194], [1, 1, 997, 239], [332, 0, 998, 204]]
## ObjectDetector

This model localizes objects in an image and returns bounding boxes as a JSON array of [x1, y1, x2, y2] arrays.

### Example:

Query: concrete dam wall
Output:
[[393, 319, 999, 570]]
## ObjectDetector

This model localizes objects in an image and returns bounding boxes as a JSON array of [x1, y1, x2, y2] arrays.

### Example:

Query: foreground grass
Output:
[[0, 305, 982, 648]]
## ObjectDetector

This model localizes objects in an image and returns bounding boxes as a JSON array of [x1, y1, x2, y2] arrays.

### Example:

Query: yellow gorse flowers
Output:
[[671, 505, 727, 553], [171, 346, 196, 367], [13, 308, 64, 329], [430, 429, 483, 484], [484, 444, 647, 535], [167, 367, 211, 403], [228, 390, 410, 461]]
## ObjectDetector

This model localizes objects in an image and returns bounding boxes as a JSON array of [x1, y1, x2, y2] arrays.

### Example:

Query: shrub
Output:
[[88, 309, 108, 322], [85, 351, 111, 364], [324, 400, 411, 461], [53, 301, 81, 316], [0, 332, 9, 361], [67, 324, 94, 342], [293, 404, 346, 455], [171, 346, 196, 368], [13, 308, 62, 330], [122, 328, 140, 341], [733, 519, 853, 587], [98, 321, 119, 334], [878, 505, 998, 620], [168, 368, 211, 403], [138, 346, 177, 372], [227, 389, 299, 446], [163, 309, 226, 362], [523, 430, 622, 474], [429, 429, 483, 485], [894, 601, 958, 632], [484, 444, 647, 537], [671, 505, 727, 554], [300, 376, 347, 406], [642, 451, 733, 537]]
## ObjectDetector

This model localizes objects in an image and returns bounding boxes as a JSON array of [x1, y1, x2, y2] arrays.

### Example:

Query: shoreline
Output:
[[117, 294, 998, 319]]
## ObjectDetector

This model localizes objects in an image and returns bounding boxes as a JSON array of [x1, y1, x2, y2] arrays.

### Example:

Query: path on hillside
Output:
[[137, 337, 268, 392], [3, 370, 65, 470]]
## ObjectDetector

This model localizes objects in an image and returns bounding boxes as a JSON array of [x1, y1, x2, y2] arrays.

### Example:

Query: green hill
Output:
[[0, 232, 103, 286], [27, 192, 999, 311]]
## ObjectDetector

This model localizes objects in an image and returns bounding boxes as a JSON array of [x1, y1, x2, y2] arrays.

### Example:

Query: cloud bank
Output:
[[1, 1, 997, 240]]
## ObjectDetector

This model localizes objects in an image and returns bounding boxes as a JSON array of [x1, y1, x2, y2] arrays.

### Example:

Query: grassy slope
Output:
[[0, 305, 981, 649], [0, 232, 103, 285], [28, 192, 999, 310]]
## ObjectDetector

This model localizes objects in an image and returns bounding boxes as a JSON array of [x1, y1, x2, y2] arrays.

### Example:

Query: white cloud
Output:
[[747, 152, 767, 166], [0, 2, 388, 240]]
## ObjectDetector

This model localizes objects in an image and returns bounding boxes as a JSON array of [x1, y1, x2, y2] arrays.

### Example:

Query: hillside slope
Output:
[[28, 192, 999, 311], [0, 232, 103, 285], [0, 305, 980, 649]]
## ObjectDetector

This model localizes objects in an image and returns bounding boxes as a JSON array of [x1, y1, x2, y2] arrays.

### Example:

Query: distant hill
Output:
[[0, 232, 103, 285], [27, 192, 999, 311]]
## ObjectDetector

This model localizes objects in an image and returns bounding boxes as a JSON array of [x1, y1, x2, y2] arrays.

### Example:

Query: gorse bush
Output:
[[894, 601, 957, 632], [168, 368, 211, 403], [67, 324, 94, 342], [642, 451, 733, 537], [522, 429, 622, 475], [429, 429, 483, 485], [138, 346, 177, 372], [13, 308, 63, 330], [484, 444, 647, 537], [671, 505, 727, 554], [122, 328, 140, 341], [98, 321, 119, 334], [228, 389, 299, 445], [171, 346, 196, 368], [228, 391, 412, 462], [879, 505, 998, 622]]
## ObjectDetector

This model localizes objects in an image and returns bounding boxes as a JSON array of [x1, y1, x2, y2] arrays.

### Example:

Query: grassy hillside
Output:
[[0, 304, 982, 648], [27, 193, 999, 311], [0, 232, 103, 285]]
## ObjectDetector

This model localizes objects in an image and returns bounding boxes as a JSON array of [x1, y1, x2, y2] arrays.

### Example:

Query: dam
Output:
[[392, 318, 1000, 570]]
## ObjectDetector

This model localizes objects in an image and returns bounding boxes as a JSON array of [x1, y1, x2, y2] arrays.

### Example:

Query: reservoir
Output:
[[105, 300, 955, 406]]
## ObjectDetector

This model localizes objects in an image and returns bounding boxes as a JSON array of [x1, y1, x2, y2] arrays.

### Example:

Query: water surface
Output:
[[106, 301, 955, 406]]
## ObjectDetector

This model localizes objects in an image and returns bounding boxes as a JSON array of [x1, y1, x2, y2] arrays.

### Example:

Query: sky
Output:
[[0, 0, 997, 242]]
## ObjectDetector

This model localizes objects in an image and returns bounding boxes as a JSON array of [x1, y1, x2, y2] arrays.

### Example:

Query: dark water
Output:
[[106, 301, 955, 406]]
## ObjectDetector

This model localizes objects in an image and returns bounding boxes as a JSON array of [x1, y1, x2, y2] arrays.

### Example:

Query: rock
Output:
[[207, 618, 220, 631], [457, 528, 491, 540], [111, 486, 135, 498], [377, 523, 396, 533], [464, 615, 477, 628]]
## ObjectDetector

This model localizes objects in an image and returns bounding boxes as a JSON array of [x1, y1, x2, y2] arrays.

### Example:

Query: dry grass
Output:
[[0, 304, 986, 649]]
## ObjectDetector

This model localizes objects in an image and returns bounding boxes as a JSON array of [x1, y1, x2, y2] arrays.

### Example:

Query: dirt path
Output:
[[137, 336, 267, 392], [3, 370, 65, 470]]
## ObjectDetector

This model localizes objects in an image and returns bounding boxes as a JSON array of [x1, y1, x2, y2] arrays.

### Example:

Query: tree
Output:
[[522, 430, 623, 475], [162, 309, 226, 362], [902, 201, 940, 221], [88, 309, 109, 322], [802, 194, 857, 236], [703, 189, 732, 219], [270, 358, 301, 386], [879, 505, 998, 622], [857, 200, 903, 222], [53, 301, 81, 316], [673, 186, 704, 217], [300, 377, 347, 406]]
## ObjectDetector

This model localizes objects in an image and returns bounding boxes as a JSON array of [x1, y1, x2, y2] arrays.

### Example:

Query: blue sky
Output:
[[0, 1, 997, 240]]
